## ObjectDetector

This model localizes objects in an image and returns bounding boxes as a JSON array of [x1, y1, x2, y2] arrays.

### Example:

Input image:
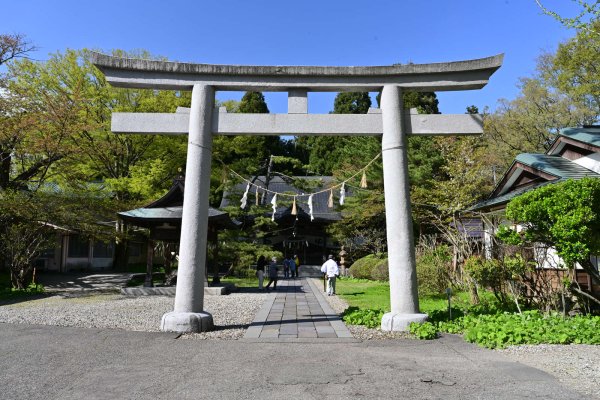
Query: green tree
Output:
[[238, 91, 269, 113], [333, 92, 371, 114], [212, 91, 283, 206], [485, 26, 599, 170], [535, 0, 600, 32], [0, 188, 117, 288], [499, 178, 600, 303], [3, 48, 189, 201], [298, 92, 372, 175], [545, 19, 600, 115]]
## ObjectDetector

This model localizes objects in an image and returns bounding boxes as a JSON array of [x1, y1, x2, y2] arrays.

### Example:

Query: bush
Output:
[[409, 321, 438, 339], [416, 245, 452, 296], [0, 282, 45, 300], [348, 254, 388, 281], [342, 306, 384, 328], [409, 297, 600, 348]]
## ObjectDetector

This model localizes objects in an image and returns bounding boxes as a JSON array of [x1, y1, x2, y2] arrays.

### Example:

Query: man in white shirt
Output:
[[321, 255, 340, 296]]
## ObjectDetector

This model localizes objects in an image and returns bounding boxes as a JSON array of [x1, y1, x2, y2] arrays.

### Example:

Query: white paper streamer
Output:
[[339, 182, 346, 206], [307, 194, 314, 221], [240, 183, 250, 209], [270, 193, 278, 221]]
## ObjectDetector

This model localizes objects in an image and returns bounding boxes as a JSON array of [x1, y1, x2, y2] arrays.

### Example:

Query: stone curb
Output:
[[306, 278, 354, 339]]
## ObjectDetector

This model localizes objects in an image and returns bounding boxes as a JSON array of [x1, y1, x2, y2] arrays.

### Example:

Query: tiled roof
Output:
[[560, 127, 600, 147], [470, 181, 552, 211], [515, 153, 599, 179], [472, 129, 600, 211], [118, 177, 235, 227]]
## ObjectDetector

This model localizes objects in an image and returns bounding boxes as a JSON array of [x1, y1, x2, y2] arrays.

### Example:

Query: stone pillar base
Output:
[[381, 312, 428, 332], [161, 311, 214, 333]]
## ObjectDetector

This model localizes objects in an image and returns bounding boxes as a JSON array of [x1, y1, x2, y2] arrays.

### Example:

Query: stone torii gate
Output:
[[91, 52, 503, 333]]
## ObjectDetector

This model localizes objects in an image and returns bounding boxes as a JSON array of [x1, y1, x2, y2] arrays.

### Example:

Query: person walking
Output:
[[283, 256, 291, 279], [320, 255, 339, 296], [294, 254, 300, 277], [289, 255, 297, 279], [265, 256, 279, 290], [256, 255, 266, 291]]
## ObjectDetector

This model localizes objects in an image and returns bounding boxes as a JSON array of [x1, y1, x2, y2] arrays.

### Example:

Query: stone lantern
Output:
[[339, 247, 348, 276]]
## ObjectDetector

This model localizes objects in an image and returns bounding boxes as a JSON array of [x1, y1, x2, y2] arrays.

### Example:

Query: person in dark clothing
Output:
[[265, 256, 279, 290], [256, 255, 266, 290]]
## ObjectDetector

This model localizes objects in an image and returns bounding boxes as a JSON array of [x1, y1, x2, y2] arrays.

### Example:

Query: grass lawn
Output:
[[336, 277, 473, 313], [336, 278, 390, 310], [219, 277, 258, 288]]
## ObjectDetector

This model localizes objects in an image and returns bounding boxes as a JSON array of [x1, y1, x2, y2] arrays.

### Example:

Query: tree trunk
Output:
[[0, 151, 11, 189], [469, 282, 480, 305], [570, 284, 600, 307]]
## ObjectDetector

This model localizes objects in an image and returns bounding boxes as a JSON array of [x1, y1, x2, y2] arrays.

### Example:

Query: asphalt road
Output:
[[0, 323, 584, 400]]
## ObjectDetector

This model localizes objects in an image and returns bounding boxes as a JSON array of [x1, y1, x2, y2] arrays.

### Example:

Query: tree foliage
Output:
[[535, 0, 600, 33], [0, 188, 118, 288], [486, 24, 600, 170], [332, 92, 371, 114], [545, 19, 600, 114], [499, 178, 600, 288], [2, 48, 190, 201]]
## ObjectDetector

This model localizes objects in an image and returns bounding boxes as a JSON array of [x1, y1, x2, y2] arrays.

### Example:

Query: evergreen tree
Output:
[[333, 92, 371, 114], [238, 91, 269, 113]]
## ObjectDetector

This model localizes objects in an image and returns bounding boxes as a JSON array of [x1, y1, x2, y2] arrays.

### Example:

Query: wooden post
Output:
[[144, 239, 154, 287]]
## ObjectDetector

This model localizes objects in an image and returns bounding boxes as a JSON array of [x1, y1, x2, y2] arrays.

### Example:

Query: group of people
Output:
[[255, 253, 340, 296], [255, 254, 300, 291]]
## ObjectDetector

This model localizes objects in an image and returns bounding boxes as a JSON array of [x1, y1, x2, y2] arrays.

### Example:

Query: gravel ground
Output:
[[0, 291, 264, 340], [498, 344, 600, 399]]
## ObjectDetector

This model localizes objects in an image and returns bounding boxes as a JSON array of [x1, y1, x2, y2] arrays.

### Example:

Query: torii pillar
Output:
[[380, 85, 425, 329], [161, 84, 215, 332], [91, 52, 503, 333]]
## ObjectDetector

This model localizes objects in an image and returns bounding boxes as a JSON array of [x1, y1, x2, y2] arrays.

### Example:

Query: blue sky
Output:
[[3, 0, 582, 114]]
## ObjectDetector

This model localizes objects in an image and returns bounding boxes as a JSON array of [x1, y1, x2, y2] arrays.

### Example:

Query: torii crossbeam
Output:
[[92, 52, 503, 333]]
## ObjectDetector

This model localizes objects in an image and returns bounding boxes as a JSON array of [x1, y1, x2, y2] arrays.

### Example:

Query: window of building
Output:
[[68, 235, 89, 258], [128, 242, 142, 257], [93, 241, 114, 258]]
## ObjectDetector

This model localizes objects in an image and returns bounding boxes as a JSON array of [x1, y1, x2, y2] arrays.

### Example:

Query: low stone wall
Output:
[[121, 284, 234, 296]]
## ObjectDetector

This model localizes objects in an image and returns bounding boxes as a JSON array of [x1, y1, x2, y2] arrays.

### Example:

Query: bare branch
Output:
[[0, 33, 36, 66]]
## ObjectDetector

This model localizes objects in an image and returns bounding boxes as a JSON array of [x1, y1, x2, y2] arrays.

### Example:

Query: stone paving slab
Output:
[[244, 278, 354, 340]]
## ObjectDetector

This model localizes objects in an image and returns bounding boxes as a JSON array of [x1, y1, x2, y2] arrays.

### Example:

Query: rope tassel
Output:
[[240, 183, 250, 209], [270, 193, 278, 221], [360, 171, 368, 188], [328, 190, 334, 208], [307, 194, 314, 221], [291, 196, 297, 215]]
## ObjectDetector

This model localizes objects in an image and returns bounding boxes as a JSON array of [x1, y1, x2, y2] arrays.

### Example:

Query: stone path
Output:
[[245, 277, 353, 340]]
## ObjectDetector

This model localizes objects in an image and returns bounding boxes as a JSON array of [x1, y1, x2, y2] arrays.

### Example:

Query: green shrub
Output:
[[460, 311, 600, 348], [411, 302, 600, 349], [0, 282, 45, 300], [342, 306, 384, 328], [416, 245, 451, 295], [370, 258, 389, 281], [409, 321, 438, 339], [348, 254, 388, 281]]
